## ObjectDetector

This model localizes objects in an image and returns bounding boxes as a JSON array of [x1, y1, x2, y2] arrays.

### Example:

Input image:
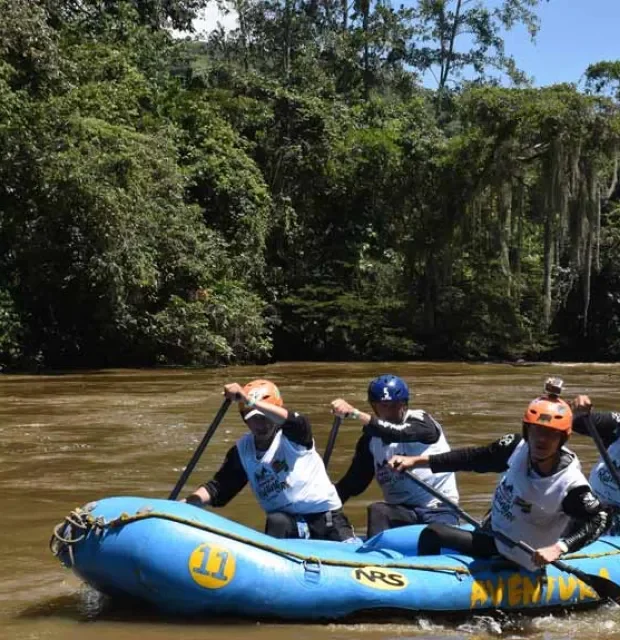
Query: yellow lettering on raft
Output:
[[470, 577, 507, 608], [478, 579, 505, 606], [577, 567, 610, 601], [558, 575, 578, 600], [507, 573, 523, 606], [578, 579, 597, 600], [522, 576, 543, 605], [470, 569, 581, 608], [545, 576, 556, 602], [491, 578, 504, 606], [470, 580, 490, 607]]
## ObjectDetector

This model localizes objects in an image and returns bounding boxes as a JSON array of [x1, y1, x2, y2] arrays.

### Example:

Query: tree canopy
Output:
[[0, 0, 619, 369]]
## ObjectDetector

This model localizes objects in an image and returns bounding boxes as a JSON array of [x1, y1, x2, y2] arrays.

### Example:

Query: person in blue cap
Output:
[[331, 374, 459, 538]]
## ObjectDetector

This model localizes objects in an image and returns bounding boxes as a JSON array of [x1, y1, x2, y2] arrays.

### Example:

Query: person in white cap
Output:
[[184, 379, 354, 540]]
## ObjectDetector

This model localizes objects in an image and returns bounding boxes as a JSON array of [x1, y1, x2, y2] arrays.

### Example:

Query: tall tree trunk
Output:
[[607, 152, 619, 200], [235, 0, 250, 72], [595, 184, 601, 272], [498, 181, 512, 295], [582, 166, 597, 336], [438, 0, 462, 93], [422, 254, 439, 333], [284, 0, 293, 79], [361, 0, 370, 97], [540, 139, 565, 330], [511, 181, 524, 302], [582, 231, 592, 337], [542, 211, 553, 330]]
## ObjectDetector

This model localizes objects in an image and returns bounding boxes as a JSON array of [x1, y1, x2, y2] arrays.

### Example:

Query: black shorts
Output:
[[265, 508, 355, 541], [305, 508, 355, 541]]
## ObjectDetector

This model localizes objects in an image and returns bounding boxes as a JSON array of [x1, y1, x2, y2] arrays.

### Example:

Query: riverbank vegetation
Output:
[[1, 0, 619, 369]]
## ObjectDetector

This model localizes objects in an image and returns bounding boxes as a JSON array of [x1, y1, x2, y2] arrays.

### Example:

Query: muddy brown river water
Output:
[[1, 362, 620, 639]]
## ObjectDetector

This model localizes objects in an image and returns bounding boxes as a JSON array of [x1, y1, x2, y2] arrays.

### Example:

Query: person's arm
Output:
[[335, 434, 376, 503], [431, 434, 521, 473], [559, 486, 609, 553], [389, 434, 521, 474], [572, 412, 620, 449], [532, 486, 609, 566], [330, 398, 441, 444], [363, 411, 440, 445], [224, 382, 289, 425], [185, 445, 248, 507], [330, 398, 372, 424], [281, 411, 313, 448]]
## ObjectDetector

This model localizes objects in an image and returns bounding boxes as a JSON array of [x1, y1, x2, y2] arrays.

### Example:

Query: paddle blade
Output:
[[576, 570, 620, 604]]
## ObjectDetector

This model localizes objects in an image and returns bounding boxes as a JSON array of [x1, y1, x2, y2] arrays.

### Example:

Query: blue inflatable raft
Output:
[[50, 497, 620, 620]]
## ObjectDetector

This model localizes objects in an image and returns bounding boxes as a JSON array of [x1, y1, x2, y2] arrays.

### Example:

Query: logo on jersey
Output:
[[597, 465, 620, 489], [254, 461, 289, 499], [255, 466, 270, 480], [494, 479, 515, 521], [582, 492, 600, 510], [514, 496, 532, 514], [375, 460, 401, 486], [498, 434, 515, 447], [271, 458, 289, 474]]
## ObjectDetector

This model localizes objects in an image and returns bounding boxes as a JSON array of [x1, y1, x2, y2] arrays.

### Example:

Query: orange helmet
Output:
[[522, 396, 572, 436], [240, 379, 283, 411]]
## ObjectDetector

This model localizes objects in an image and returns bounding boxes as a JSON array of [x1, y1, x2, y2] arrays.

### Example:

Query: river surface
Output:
[[2, 362, 620, 640]]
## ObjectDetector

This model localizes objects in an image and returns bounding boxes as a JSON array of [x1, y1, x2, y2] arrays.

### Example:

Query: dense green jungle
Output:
[[1, 0, 620, 370]]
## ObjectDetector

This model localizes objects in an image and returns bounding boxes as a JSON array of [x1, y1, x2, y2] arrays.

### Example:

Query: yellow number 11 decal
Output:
[[188, 543, 236, 589]]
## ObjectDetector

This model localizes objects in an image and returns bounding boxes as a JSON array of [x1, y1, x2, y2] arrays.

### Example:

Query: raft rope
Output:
[[50, 507, 471, 575], [50, 508, 106, 567], [50, 507, 620, 576]]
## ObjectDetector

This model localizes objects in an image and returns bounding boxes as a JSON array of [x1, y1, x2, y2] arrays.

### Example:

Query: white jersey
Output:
[[237, 429, 342, 515], [368, 409, 459, 508], [589, 438, 620, 507], [491, 439, 589, 572]]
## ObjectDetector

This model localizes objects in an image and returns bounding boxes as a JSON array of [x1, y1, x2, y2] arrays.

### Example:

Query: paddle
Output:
[[323, 416, 343, 468], [168, 398, 232, 500], [583, 411, 620, 492], [403, 468, 620, 604]]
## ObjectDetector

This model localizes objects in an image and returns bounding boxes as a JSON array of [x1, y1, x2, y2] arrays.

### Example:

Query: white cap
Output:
[[243, 409, 266, 420]]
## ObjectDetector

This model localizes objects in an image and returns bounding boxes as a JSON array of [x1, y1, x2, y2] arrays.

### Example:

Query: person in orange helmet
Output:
[[184, 380, 354, 541], [387, 395, 609, 571]]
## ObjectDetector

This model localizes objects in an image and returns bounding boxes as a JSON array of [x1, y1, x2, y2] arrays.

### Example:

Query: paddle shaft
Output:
[[323, 416, 343, 468], [168, 398, 231, 500], [405, 468, 612, 585], [583, 412, 620, 491]]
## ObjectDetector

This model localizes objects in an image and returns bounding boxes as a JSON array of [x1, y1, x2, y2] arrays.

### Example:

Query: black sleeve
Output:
[[560, 486, 609, 552], [572, 412, 620, 449], [203, 445, 249, 507], [335, 434, 376, 504], [363, 411, 440, 444], [281, 410, 313, 448], [429, 434, 522, 474]]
